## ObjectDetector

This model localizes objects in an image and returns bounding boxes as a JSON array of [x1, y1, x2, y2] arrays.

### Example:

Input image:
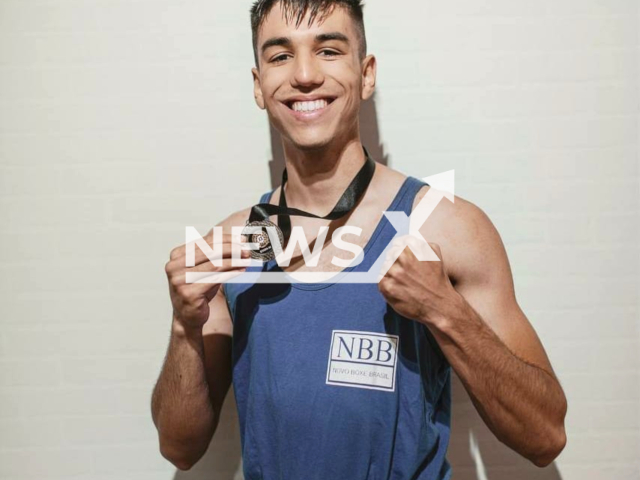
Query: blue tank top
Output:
[[224, 176, 452, 480]]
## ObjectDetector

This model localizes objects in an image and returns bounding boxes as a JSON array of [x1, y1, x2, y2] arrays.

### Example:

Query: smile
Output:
[[290, 98, 331, 112], [284, 97, 336, 120]]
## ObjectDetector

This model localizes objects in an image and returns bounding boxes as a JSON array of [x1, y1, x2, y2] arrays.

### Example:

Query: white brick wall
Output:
[[0, 1, 637, 479]]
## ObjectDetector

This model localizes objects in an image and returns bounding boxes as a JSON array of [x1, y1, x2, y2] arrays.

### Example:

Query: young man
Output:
[[152, 1, 568, 478]]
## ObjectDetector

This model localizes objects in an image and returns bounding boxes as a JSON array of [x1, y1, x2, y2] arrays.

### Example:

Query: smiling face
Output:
[[252, 3, 376, 152]]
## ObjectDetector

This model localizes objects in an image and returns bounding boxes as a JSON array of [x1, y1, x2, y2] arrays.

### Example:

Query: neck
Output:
[[281, 139, 367, 214]]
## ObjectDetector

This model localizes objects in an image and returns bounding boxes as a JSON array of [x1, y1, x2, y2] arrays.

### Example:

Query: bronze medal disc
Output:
[[242, 220, 284, 261]]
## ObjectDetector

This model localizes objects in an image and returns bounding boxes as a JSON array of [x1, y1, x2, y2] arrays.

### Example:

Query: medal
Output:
[[243, 219, 285, 261], [243, 145, 376, 262]]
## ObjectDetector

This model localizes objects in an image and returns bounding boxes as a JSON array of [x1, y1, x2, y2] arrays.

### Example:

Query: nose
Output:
[[291, 52, 324, 88]]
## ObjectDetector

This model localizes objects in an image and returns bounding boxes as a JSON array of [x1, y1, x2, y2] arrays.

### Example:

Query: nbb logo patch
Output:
[[326, 330, 399, 392]]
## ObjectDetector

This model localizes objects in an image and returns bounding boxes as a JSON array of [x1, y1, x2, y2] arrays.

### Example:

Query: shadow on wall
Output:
[[172, 95, 564, 480]]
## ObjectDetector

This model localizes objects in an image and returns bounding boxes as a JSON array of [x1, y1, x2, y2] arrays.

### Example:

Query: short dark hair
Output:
[[250, 0, 367, 67]]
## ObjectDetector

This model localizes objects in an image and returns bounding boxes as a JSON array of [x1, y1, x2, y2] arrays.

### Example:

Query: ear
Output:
[[360, 54, 377, 101], [252, 67, 266, 110]]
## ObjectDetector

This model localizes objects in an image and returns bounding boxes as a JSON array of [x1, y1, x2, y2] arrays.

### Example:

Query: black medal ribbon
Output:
[[243, 146, 376, 261]]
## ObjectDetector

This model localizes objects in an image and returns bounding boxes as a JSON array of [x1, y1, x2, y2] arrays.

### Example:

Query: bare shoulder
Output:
[[413, 187, 509, 287], [371, 163, 411, 201], [375, 162, 408, 185], [412, 185, 489, 231]]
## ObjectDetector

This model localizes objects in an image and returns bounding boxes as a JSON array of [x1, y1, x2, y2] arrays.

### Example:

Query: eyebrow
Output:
[[260, 32, 351, 56]]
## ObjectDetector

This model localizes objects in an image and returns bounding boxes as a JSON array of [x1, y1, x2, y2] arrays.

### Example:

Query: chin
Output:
[[287, 132, 336, 152]]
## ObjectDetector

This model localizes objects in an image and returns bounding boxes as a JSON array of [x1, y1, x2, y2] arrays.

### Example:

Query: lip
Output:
[[284, 94, 336, 104], [282, 97, 336, 121]]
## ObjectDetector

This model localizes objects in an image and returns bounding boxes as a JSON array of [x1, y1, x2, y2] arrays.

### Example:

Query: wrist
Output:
[[420, 290, 465, 333], [171, 316, 204, 340]]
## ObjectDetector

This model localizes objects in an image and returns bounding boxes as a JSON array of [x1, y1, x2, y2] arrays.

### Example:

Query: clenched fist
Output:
[[377, 235, 461, 326]]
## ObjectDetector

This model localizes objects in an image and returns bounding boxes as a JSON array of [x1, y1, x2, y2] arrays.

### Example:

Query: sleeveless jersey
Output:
[[224, 176, 452, 480]]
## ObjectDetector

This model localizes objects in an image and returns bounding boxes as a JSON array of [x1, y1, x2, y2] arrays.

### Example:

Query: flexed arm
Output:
[[378, 195, 567, 468]]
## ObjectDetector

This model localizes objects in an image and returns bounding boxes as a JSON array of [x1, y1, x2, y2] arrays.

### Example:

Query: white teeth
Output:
[[291, 99, 329, 112]]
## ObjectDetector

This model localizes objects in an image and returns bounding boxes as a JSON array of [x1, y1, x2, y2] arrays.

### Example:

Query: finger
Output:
[[391, 234, 412, 248], [188, 257, 250, 273], [172, 241, 251, 266], [191, 242, 252, 265], [171, 259, 248, 286], [389, 236, 413, 257], [173, 259, 249, 282], [384, 242, 404, 265], [381, 255, 394, 274], [190, 268, 248, 294], [378, 250, 399, 280], [171, 232, 241, 259]]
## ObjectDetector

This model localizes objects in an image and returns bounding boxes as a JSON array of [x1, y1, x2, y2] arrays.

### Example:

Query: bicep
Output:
[[201, 287, 234, 428], [447, 201, 557, 379]]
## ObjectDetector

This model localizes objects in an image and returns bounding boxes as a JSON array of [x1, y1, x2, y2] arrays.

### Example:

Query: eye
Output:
[[270, 53, 291, 64], [319, 49, 340, 58]]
